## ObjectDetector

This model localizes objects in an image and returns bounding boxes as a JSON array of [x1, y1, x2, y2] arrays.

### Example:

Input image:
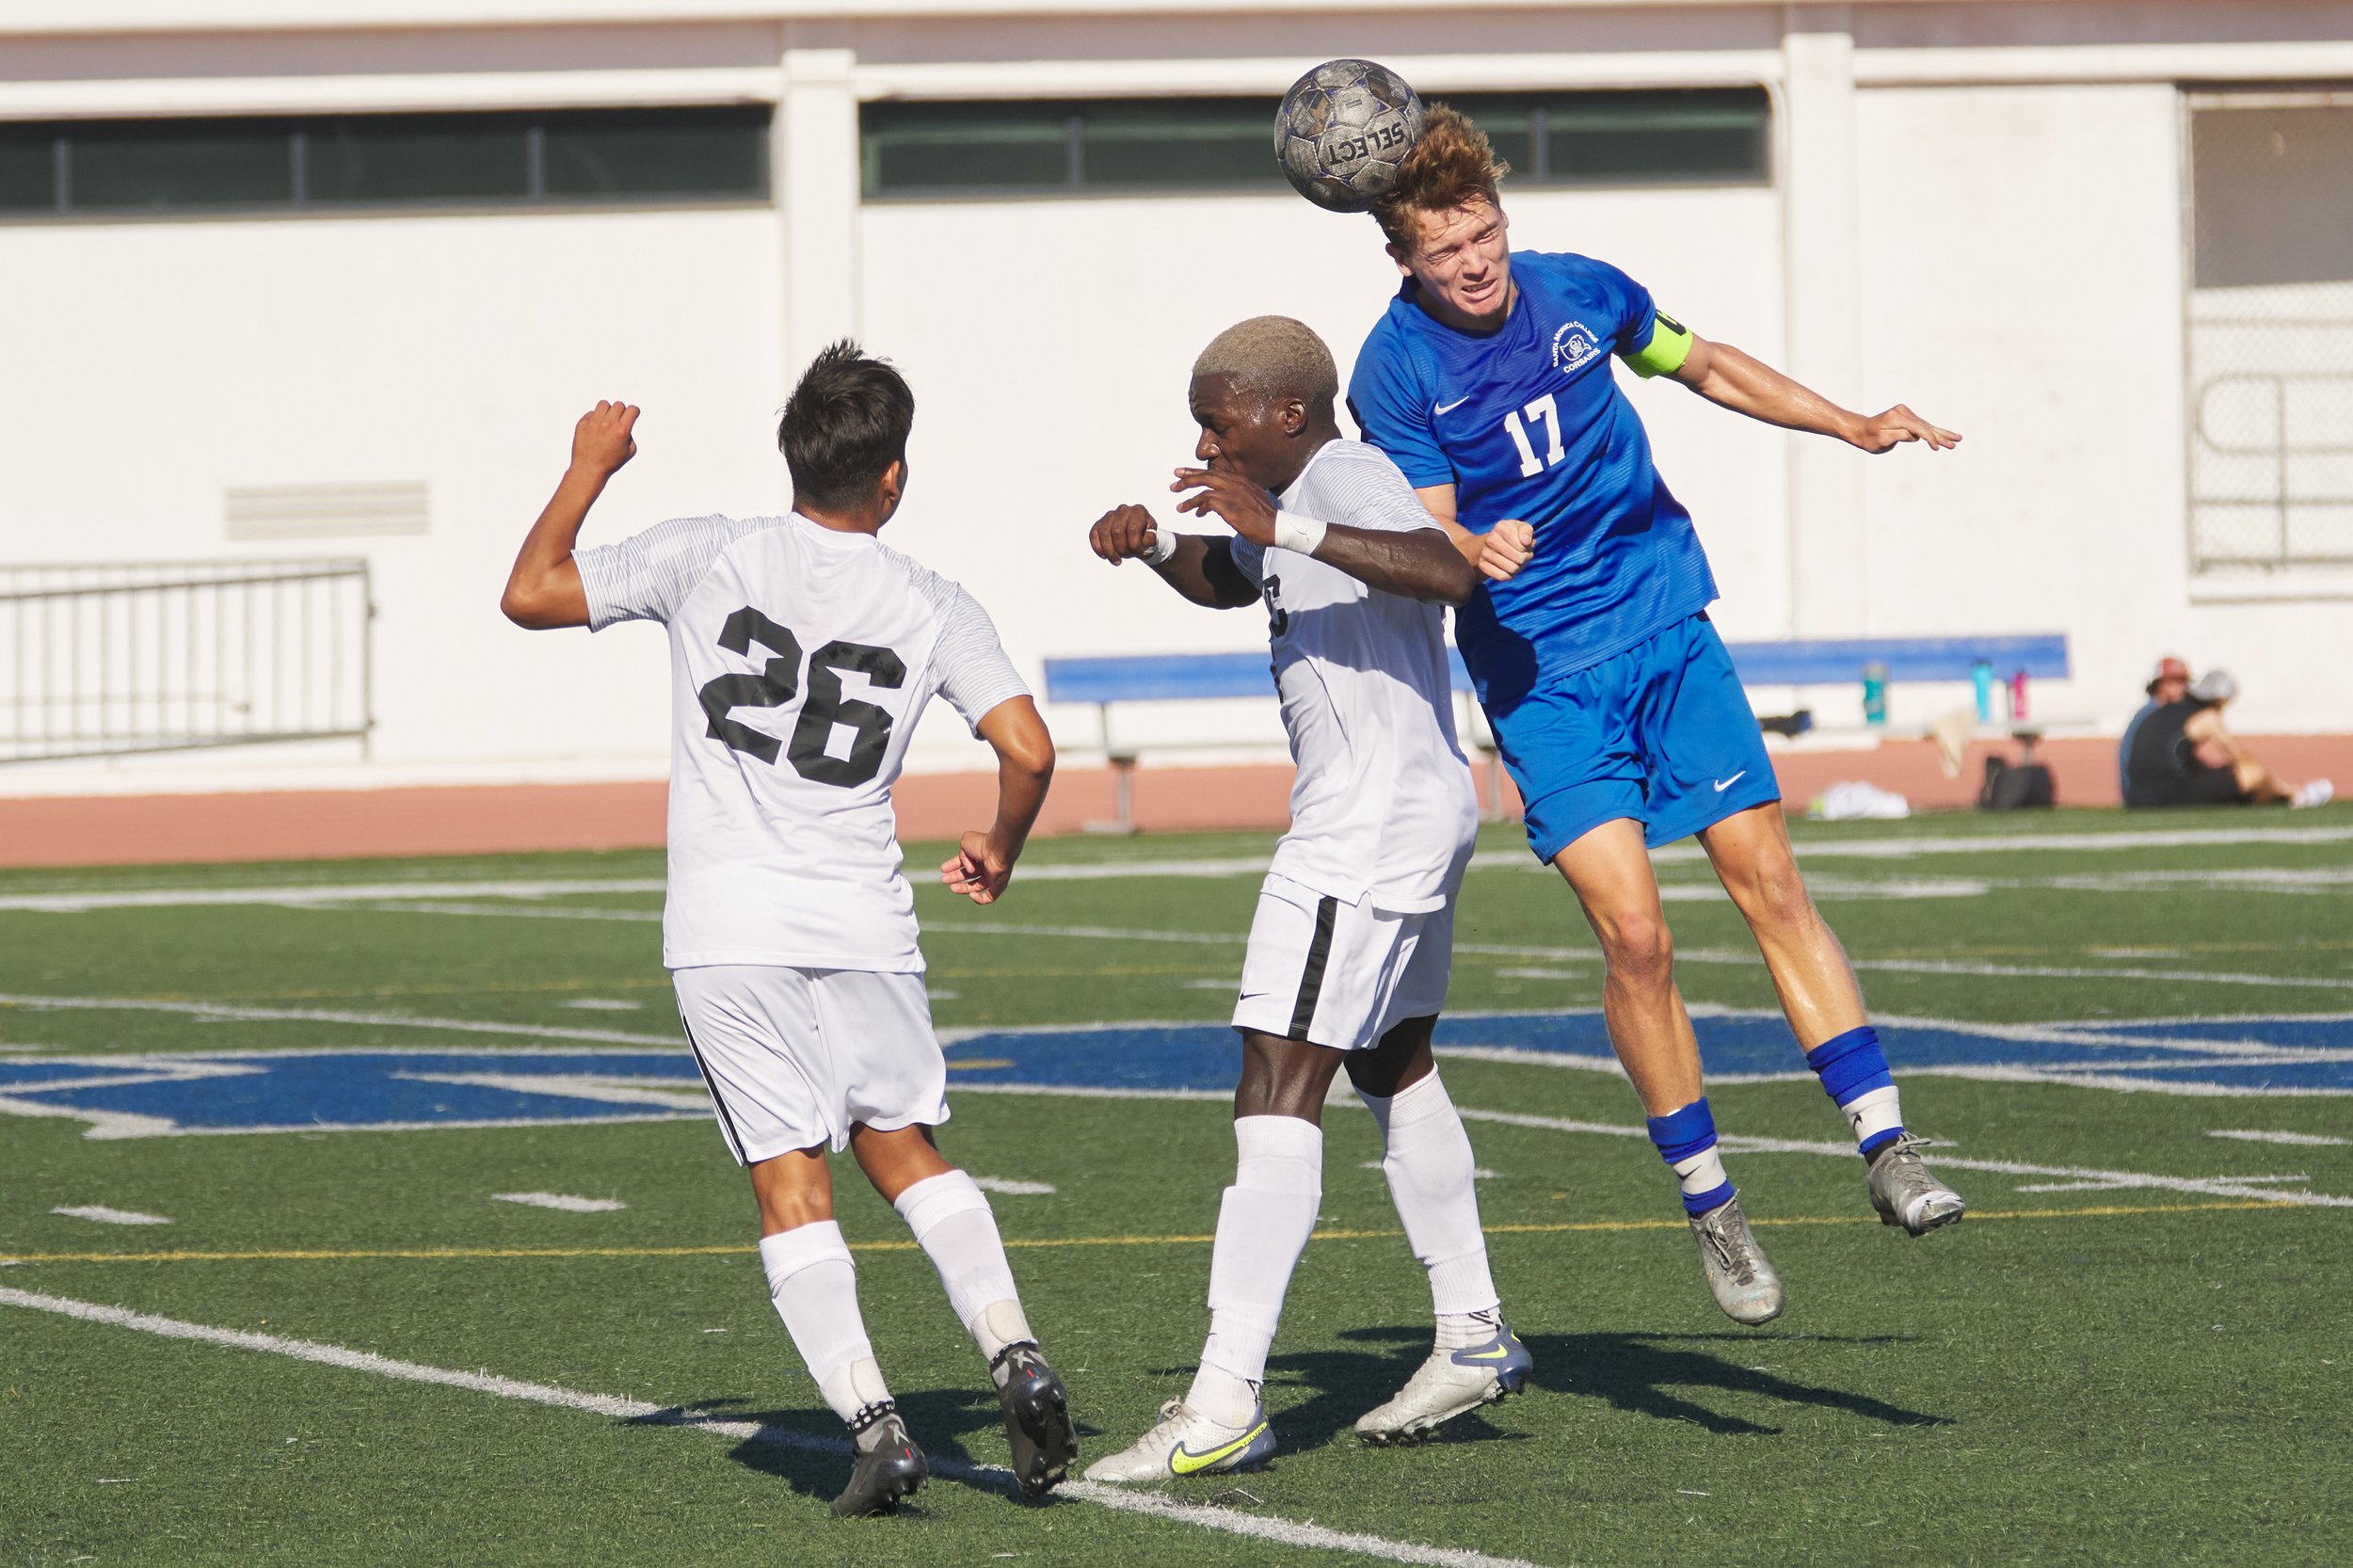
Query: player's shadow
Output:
[[651, 1384, 1082, 1509], [1520, 1329, 1951, 1436], [1247, 1329, 1533, 1454]]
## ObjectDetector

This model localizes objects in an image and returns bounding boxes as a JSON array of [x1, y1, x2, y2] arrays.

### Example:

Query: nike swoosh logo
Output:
[[1713, 772, 1747, 792], [1433, 397, 1471, 415], [1169, 1421, 1267, 1475], [1456, 1346, 1513, 1361]]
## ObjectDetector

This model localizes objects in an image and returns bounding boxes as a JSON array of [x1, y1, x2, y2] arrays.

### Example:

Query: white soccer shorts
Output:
[[672, 964, 948, 1165], [1229, 873, 1454, 1050]]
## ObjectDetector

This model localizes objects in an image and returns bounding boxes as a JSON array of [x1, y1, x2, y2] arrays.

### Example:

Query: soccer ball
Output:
[[1274, 58, 1426, 214]]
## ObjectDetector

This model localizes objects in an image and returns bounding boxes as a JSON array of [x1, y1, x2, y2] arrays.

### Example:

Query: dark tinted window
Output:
[[0, 136, 54, 212], [544, 107, 769, 198], [863, 99, 1283, 195], [0, 107, 766, 219], [72, 120, 294, 208], [1080, 100, 1277, 187], [863, 102, 1074, 194], [308, 117, 531, 203], [1448, 89, 1771, 186]]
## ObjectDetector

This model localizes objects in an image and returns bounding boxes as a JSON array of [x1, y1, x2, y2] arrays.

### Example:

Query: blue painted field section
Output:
[[3, 1009, 2348, 1138]]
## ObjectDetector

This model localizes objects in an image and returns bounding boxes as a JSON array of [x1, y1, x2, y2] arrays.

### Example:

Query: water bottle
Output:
[[1972, 661, 1994, 723], [1863, 662, 1889, 727], [2010, 669, 2029, 723]]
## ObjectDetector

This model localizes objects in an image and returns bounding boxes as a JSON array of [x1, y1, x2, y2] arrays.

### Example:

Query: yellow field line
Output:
[[0, 1199, 2298, 1266]]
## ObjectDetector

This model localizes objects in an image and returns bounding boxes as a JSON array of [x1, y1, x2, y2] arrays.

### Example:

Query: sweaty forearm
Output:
[[1689, 341, 1864, 444], [1312, 526, 1479, 606]]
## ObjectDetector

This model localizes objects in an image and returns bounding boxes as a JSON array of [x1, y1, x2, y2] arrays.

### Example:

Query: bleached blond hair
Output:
[[1191, 315, 1339, 408]]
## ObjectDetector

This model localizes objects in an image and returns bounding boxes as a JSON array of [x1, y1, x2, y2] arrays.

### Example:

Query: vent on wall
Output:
[[226, 482, 428, 540]]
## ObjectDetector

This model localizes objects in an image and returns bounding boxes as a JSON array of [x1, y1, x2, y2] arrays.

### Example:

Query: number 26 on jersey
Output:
[[696, 605, 904, 789]]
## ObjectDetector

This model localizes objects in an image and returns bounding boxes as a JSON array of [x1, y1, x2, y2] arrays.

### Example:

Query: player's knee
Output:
[[1743, 856, 1817, 933], [1597, 909, 1674, 987]]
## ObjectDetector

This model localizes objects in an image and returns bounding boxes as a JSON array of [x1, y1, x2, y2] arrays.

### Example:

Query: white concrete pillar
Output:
[[776, 31, 862, 382], [1780, 6, 1866, 636]]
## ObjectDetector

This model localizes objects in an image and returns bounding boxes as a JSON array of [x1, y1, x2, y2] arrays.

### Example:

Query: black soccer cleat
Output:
[[991, 1341, 1080, 1498], [830, 1402, 928, 1517]]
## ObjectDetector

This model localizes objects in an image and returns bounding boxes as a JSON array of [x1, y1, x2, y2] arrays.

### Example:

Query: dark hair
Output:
[[776, 341, 915, 510]]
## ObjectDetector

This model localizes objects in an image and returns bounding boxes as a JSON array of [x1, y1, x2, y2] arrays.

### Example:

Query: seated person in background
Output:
[[2121, 666, 2332, 808], [2118, 656, 2189, 799]]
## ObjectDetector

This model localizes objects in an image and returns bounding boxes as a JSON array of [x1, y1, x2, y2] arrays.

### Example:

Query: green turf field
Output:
[[4, 807, 2350, 1567]]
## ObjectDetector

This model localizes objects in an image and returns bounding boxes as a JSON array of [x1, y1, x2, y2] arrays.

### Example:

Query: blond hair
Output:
[[1370, 104, 1510, 250], [1191, 315, 1339, 408]]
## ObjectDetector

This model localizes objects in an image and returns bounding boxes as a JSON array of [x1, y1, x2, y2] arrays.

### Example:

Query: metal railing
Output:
[[0, 559, 373, 764], [2187, 321, 2353, 570]]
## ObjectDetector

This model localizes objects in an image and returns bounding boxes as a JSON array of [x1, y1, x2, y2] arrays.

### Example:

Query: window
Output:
[[862, 99, 1280, 197], [2185, 92, 2353, 577], [0, 106, 768, 218], [859, 88, 1769, 199], [1446, 89, 1771, 186]]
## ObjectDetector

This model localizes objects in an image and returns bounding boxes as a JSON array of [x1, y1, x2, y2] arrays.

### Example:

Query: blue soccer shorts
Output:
[[1483, 612, 1781, 863]]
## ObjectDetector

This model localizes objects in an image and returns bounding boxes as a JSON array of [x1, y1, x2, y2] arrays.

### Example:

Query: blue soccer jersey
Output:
[[1349, 250, 1718, 690]]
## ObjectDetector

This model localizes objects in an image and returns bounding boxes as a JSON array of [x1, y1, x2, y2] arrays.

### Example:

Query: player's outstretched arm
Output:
[[500, 400, 639, 629], [1174, 469, 1478, 605], [1671, 335, 1960, 454], [1087, 504, 1258, 609], [940, 696, 1055, 905]]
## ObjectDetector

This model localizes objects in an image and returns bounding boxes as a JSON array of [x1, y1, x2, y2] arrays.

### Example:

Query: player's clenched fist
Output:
[[1089, 503, 1164, 565], [570, 400, 640, 478], [940, 830, 1015, 904], [1480, 519, 1535, 582]]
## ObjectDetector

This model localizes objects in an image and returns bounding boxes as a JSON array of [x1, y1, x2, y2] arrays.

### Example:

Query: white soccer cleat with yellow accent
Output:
[[1355, 1323, 1534, 1445], [1081, 1398, 1275, 1482]]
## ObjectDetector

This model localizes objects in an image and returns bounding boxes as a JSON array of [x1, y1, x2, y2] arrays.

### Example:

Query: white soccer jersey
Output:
[[577, 512, 1028, 972], [1227, 440, 1481, 913]]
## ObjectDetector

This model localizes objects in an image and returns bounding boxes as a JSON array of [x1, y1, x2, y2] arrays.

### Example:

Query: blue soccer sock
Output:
[[1646, 1097, 1736, 1217], [1807, 1026, 1905, 1157]]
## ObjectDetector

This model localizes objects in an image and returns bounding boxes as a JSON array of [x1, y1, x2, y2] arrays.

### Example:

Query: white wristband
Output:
[[1273, 511, 1328, 557], [1140, 528, 1179, 566]]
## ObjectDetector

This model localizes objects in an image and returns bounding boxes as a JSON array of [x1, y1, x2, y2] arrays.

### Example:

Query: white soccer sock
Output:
[[1357, 1072, 1501, 1322], [1846, 1084, 1905, 1151], [1673, 1145, 1733, 1205], [758, 1221, 889, 1426], [893, 1170, 1032, 1373], [1189, 1114, 1321, 1427]]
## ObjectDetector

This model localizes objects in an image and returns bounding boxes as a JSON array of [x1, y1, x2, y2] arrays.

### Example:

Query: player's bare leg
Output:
[[849, 1123, 1077, 1497], [747, 1146, 926, 1514], [1699, 803, 1964, 1237], [1346, 1016, 1531, 1444], [1553, 819, 1783, 1323]]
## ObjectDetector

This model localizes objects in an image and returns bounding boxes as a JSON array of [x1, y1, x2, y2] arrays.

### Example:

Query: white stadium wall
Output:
[[0, 0, 2347, 797]]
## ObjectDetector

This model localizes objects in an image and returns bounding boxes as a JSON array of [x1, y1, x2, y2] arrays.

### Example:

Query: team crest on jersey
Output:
[[1551, 322, 1602, 374]]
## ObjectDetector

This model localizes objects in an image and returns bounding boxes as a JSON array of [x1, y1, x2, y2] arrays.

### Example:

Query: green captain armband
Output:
[[1625, 310, 1694, 378]]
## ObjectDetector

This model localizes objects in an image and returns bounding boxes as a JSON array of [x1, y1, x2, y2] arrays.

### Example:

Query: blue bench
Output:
[[1043, 632, 2072, 830]]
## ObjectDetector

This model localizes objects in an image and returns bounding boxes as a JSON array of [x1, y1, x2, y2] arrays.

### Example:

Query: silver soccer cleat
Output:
[[1354, 1322, 1533, 1445], [1689, 1196, 1785, 1325], [1868, 1133, 1966, 1236]]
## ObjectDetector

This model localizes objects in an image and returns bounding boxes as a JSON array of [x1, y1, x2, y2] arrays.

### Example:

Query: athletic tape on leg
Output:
[[1807, 1027, 1905, 1154]]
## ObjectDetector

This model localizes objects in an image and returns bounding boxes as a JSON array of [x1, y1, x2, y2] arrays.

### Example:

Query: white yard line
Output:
[[50, 1206, 170, 1225], [0, 991, 680, 1047], [491, 1192, 628, 1213], [2209, 1129, 2351, 1147], [0, 822, 2346, 916], [0, 1288, 1554, 1568], [971, 1177, 1057, 1196]]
